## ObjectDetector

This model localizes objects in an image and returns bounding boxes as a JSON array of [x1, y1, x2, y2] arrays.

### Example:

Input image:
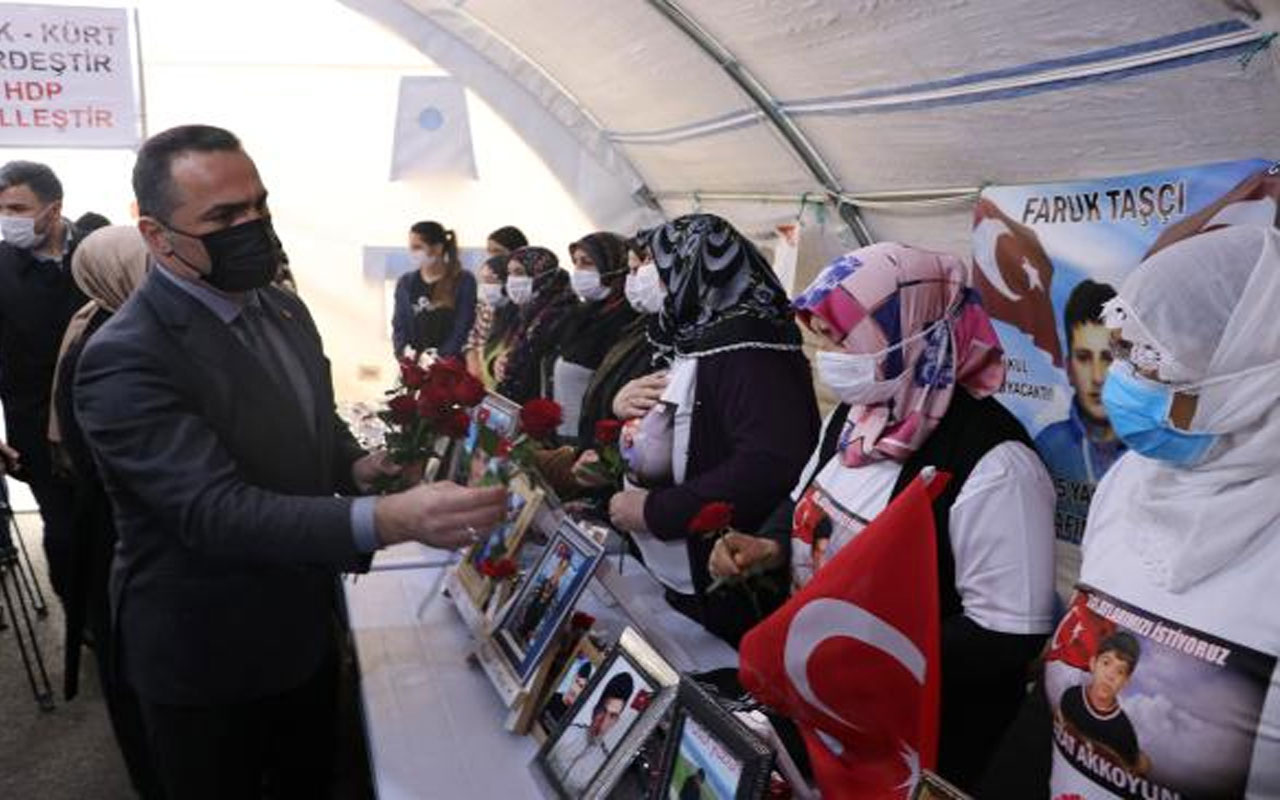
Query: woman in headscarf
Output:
[[531, 238, 664, 496], [712, 243, 1055, 791], [496, 245, 579, 403], [550, 232, 637, 444], [465, 226, 531, 378], [605, 213, 820, 651], [49, 225, 160, 798], [469, 254, 520, 389], [1032, 225, 1280, 799]]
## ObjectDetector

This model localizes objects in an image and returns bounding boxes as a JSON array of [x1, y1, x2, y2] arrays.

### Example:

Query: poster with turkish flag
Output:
[[738, 473, 948, 800], [971, 158, 1275, 607]]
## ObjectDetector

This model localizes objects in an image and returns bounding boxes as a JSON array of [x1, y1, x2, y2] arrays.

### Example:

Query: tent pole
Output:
[[646, 0, 873, 246]]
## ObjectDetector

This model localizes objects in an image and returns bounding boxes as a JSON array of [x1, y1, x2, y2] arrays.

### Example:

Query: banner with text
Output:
[[0, 3, 138, 147], [970, 158, 1277, 604]]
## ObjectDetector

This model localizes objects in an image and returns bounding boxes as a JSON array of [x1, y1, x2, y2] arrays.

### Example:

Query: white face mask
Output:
[[816, 350, 911, 406], [506, 275, 534, 306], [479, 283, 507, 307], [814, 318, 947, 406], [0, 214, 43, 249], [409, 249, 440, 270], [571, 269, 609, 301], [624, 263, 665, 313]]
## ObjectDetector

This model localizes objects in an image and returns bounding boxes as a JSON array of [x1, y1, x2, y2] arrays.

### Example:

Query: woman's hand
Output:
[[608, 489, 649, 533], [571, 449, 614, 488], [611, 372, 669, 420], [708, 533, 782, 581]]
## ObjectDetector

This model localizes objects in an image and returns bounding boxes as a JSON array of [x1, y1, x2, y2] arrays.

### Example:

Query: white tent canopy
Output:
[[342, 0, 1280, 259]]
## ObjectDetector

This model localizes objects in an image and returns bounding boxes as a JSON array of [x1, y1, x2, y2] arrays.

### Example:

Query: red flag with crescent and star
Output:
[[738, 472, 949, 800], [970, 196, 1062, 367]]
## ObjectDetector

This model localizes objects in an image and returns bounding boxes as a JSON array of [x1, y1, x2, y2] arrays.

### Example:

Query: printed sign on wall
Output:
[[0, 4, 139, 147], [971, 158, 1277, 603]]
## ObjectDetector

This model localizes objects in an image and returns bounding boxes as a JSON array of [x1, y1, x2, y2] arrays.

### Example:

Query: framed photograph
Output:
[[494, 517, 605, 684], [451, 392, 521, 486], [911, 771, 972, 800], [530, 636, 605, 741], [454, 472, 544, 608], [655, 680, 773, 800], [534, 627, 680, 799]]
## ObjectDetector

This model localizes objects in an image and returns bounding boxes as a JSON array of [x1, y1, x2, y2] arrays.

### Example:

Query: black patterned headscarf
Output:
[[641, 214, 802, 358]]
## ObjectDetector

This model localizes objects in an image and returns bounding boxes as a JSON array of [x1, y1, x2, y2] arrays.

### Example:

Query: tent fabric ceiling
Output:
[[342, 0, 1280, 256]]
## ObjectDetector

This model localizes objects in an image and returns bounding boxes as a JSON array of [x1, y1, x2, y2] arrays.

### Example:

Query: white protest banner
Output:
[[0, 3, 138, 147]]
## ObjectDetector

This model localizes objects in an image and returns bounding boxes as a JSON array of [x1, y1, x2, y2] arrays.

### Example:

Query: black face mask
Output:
[[167, 217, 283, 292]]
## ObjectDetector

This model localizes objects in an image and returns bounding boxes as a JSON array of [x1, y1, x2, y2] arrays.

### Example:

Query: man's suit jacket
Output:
[[74, 269, 369, 706]]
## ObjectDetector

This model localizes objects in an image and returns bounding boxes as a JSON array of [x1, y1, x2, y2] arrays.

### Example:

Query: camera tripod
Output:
[[0, 479, 55, 711]]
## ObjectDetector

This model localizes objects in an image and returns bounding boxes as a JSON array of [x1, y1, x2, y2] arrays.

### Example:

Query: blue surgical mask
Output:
[[1101, 361, 1217, 466]]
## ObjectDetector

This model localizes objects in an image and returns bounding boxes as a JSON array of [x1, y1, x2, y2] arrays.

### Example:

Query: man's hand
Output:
[[0, 440, 20, 476], [608, 489, 649, 533], [352, 449, 401, 493], [708, 533, 782, 581], [374, 482, 508, 549], [611, 372, 668, 420]]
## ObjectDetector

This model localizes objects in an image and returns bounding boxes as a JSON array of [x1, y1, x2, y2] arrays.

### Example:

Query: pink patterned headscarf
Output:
[[793, 243, 1006, 466]]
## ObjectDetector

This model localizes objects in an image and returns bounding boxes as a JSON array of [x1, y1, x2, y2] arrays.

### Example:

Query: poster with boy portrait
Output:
[[971, 158, 1277, 603], [1044, 588, 1276, 799]]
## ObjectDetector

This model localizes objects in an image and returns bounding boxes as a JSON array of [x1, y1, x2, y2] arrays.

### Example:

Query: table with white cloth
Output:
[[343, 537, 738, 799]]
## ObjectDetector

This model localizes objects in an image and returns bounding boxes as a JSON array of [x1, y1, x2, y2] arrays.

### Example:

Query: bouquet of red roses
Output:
[[378, 356, 487, 490]]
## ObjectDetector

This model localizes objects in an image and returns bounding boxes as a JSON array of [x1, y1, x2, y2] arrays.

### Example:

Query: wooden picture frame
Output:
[[654, 679, 774, 800], [533, 627, 680, 800], [453, 472, 544, 609], [493, 517, 604, 685], [450, 392, 521, 487]]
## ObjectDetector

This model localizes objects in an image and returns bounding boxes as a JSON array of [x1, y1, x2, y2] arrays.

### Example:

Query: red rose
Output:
[[426, 357, 467, 393], [570, 611, 595, 631], [453, 373, 487, 407], [688, 501, 734, 535], [630, 690, 652, 712], [495, 437, 513, 458], [399, 359, 427, 390], [441, 408, 471, 439], [479, 558, 517, 579], [594, 419, 622, 446], [387, 393, 417, 424], [416, 384, 451, 421], [519, 398, 563, 440]]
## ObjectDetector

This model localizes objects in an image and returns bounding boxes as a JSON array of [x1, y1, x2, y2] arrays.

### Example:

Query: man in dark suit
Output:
[[0, 160, 86, 605], [74, 125, 506, 799]]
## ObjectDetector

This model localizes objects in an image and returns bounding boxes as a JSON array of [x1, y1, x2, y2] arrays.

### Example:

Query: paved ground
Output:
[[0, 512, 135, 799]]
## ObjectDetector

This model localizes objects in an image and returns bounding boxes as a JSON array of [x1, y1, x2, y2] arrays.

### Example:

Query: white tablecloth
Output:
[[344, 544, 739, 798]]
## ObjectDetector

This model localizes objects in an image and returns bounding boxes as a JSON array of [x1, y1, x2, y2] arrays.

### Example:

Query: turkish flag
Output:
[[739, 473, 949, 800], [1044, 591, 1116, 672], [970, 197, 1063, 367]]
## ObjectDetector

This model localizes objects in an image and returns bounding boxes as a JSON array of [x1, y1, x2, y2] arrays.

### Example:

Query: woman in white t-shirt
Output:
[[1041, 225, 1280, 799], [709, 243, 1056, 791]]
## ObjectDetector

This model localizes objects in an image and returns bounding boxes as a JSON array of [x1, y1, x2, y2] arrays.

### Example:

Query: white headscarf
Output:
[[1096, 225, 1280, 592]]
